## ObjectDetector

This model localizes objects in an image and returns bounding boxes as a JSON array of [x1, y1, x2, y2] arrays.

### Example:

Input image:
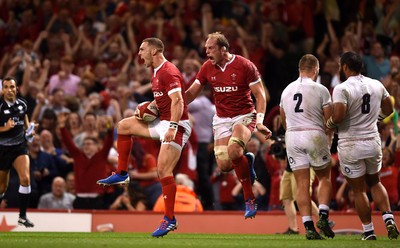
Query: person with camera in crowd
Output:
[[270, 136, 331, 235], [269, 136, 300, 235]]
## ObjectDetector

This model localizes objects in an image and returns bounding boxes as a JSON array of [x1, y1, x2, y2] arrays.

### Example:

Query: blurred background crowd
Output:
[[0, 0, 400, 216]]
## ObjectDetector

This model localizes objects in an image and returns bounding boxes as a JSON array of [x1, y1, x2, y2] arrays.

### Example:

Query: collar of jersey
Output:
[[5, 99, 17, 107], [217, 54, 236, 72], [153, 59, 167, 76]]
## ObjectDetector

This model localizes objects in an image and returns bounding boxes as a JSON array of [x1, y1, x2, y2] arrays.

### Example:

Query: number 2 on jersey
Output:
[[293, 93, 304, 113]]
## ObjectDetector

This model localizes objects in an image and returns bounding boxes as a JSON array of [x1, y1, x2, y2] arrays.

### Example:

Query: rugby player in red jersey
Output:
[[186, 32, 272, 219], [97, 38, 191, 237]]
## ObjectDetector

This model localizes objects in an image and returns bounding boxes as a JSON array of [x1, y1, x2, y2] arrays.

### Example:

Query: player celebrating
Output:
[[97, 38, 192, 238], [185, 32, 272, 219], [280, 54, 334, 240], [327, 51, 399, 240]]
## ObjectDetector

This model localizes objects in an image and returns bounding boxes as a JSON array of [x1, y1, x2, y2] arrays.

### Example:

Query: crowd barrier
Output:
[[0, 209, 398, 235]]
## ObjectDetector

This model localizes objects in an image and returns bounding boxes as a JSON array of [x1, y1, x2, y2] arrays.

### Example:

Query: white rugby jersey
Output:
[[280, 77, 331, 131], [332, 75, 389, 139]]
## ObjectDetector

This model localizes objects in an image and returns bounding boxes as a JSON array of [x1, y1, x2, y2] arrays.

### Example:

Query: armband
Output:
[[378, 111, 388, 122], [256, 113, 265, 125], [326, 117, 336, 129], [169, 121, 178, 130]]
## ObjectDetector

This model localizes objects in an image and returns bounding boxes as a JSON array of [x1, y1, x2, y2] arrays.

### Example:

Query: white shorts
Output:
[[285, 130, 331, 171], [213, 112, 256, 140], [337, 136, 382, 179], [148, 119, 192, 152]]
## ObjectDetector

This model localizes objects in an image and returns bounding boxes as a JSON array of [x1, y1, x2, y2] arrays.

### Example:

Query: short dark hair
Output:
[[51, 88, 64, 96], [42, 108, 57, 120], [84, 111, 96, 119], [340, 51, 363, 73], [142, 37, 164, 53], [2, 76, 17, 87], [83, 136, 98, 144]]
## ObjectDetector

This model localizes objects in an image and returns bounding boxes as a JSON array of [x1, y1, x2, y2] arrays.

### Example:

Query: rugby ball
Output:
[[135, 101, 159, 122]]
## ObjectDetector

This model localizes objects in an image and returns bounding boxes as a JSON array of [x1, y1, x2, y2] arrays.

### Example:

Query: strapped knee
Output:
[[214, 145, 229, 161], [228, 137, 246, 150]]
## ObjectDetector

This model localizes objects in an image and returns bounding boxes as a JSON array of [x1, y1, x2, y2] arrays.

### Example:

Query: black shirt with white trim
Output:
[[0, 97, 28, 146]]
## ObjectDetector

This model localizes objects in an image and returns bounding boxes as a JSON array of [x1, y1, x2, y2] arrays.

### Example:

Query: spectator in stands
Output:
[[32, 88, 71, 123], [46, 8, 76, 35], [380, 147, 399, 210], [390, 55, 400, 74], [65, 171, 75, 195], [265, 139, 285, 211], [363, 41, 391, 82], [109, 182, 147, 211], [38, 176, 75, 210], [187, 86, 215, 210], [379, 122, 396, 149], [40, 129, 73, 178], [73, 112, 98, 148], [30, 136, 59, 198], [58, 112, 114, 209], [210, 169, 239, 211], [232, 180, 267, 212], [18, 57, 50, 119], [128, 137, 161, 210], [153, 173, 203, 212], [95, 33, 130, 76], [47, 55, 81, 97], [65, 112, 83, 138], [181, 58, 201, 88], [36, 108, 62, 148], [335, 179, 356, 212]]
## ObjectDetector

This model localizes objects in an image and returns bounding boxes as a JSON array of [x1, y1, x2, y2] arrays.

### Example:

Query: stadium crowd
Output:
[[0, 0, 400, 217]]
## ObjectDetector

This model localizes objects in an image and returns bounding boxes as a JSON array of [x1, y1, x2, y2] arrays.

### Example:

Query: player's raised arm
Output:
[[185, 80, 204, 105]]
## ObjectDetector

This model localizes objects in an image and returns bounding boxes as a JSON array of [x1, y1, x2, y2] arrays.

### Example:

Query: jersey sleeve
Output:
[[279, 87, 288, 108], [196, 63, 209, 86], [332, 85, 348, 104], [382, 84, 390, 100], [245, 60, 261, 86], [321, 86, 332, 107], [161, 69, 183, 95]]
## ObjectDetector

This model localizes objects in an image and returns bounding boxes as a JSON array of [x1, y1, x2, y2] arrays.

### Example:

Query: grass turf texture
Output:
[[0, 232, 398, 248]]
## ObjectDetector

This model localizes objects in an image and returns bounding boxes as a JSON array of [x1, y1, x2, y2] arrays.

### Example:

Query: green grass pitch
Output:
[[0, 232, 398, 248]]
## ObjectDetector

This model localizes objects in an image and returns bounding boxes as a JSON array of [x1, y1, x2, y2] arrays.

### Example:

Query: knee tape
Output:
[[214, 145, 229, 160], [228, 137, 246, 150]]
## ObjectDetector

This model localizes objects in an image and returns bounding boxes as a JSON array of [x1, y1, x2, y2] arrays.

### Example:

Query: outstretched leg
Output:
[[97, 117, 150, 186]]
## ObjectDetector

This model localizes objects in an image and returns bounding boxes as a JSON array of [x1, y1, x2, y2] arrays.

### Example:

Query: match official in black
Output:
[[0, 76, 36, 227]]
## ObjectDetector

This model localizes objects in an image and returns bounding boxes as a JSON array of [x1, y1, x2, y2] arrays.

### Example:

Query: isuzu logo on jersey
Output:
[[154, 91, 164, 97], [214, 86, 238, 92]]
